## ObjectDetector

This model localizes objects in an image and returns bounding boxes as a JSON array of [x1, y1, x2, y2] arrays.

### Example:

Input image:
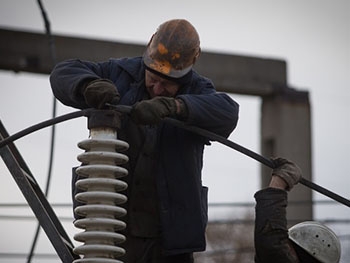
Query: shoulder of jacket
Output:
[[109, 57, 144, 81]]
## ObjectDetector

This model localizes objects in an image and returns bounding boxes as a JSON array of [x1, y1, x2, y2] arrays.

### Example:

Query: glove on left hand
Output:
[[272, 157, 302, 191], [83, 79, 120, 109], [130, 97, 177, 125]]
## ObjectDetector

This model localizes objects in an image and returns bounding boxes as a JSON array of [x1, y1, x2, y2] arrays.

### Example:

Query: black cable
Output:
[[28, 1, 58, 261], [105, 104, 350, 208], [164, 117, 274, 168], [0, 110, 91, 149], [1, 104, 349, 258], [2, 104, 349, 208], [105, 104, 350, 207], [0, 104, 348, 260], [0, 199, 340, 208], [162, 117, 350, 208]]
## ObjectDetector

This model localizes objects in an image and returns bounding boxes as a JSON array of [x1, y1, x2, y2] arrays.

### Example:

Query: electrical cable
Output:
[[1, 105, 349, 209], [162, 117, 350, 208], [0, 110, 91, 149], [0, 199, 340, 209], [0, 105, 348, 261], [106, 104, 350, 208], [0, 105, 349, 261], [27, 3, 58, 259]]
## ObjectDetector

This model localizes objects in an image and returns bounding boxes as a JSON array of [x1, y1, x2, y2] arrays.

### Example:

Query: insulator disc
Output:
[[75, 178, 127, 192], [77, 151, 129, 165], [74, 204, 126, 217], [75, 191, 127, 205], [78, 139, 129, 152], [74, 218, 126, 231], [76, 164, 128, 178], [74, 231, 125, 244]]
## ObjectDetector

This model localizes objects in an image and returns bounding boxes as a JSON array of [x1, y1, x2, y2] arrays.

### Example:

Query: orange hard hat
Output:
[[143, 19, 201, 78]]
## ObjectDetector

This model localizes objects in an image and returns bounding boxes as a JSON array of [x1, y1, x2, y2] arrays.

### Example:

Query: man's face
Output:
[[145, 69, 180, 98]]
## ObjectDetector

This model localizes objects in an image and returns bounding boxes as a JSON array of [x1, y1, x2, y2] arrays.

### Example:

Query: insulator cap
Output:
[[88, 110, 121, 130]]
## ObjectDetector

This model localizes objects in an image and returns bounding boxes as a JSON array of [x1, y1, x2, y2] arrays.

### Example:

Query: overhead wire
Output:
[[27, 1, 57, 262], [0, 199, 343, 208]]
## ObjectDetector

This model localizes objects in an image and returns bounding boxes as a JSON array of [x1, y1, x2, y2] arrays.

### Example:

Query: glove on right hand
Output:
[[83, 79, 120, 109], [130, 97, 177, 125], [272, 157, 302, 191]]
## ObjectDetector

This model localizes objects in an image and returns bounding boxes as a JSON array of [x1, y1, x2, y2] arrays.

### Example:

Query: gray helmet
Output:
[[289, 221, 341, 263]]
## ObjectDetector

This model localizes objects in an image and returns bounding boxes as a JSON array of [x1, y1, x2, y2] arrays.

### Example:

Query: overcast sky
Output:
[[0, 0, 349, 262]]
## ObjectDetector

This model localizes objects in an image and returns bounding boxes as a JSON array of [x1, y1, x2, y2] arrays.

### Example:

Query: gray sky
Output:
[[0, 0, 349, 262]]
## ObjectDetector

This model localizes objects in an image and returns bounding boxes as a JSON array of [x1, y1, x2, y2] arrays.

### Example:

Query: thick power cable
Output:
[[162, 117, 350, 208], [1, 105, 349, 209], [107, 104, 350, 208], [1, 106, 349, 209], [0, 110, 91, 149]]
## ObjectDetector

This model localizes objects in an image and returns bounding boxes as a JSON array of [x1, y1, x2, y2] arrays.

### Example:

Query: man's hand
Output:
[[130, 97, 178, 125], [271, 158, 302, 191], [83, 79, 120, 109]]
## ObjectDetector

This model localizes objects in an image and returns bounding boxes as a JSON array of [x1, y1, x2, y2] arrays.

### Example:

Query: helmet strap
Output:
[[144, 64, 193, 86]]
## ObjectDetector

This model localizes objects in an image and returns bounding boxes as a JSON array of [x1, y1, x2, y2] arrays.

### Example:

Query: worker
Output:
[[50, 19, 239, 262], [254, 158, 341, 263]]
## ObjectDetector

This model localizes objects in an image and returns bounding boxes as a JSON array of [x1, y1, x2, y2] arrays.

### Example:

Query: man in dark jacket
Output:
[[50, 19, 239, 262], [254, 158, 341, 263]]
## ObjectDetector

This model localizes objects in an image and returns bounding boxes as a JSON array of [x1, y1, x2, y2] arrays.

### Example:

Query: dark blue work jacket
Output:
[[254, 188, 300, 262], [50, 57, 239, 255]]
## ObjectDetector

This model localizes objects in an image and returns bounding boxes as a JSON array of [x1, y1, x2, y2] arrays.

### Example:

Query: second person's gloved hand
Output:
[[83, 79, 120, 109], [130, 97, 178, 125], [272, 158, 302, 191]]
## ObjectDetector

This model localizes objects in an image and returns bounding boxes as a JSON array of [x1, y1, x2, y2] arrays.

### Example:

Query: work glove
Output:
[[130, 97, 178, 125], [272, 157, 302, 191], [83, 79, 120, 109]]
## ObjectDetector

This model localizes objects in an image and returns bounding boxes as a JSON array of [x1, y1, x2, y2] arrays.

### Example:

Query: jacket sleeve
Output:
[[177, 73, 239, 138], [50, 59, 119, 109], [254, 188, 300, 263]]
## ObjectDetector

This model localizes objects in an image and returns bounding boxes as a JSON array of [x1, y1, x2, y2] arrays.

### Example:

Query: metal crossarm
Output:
[[0, 120, 79, 262]]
